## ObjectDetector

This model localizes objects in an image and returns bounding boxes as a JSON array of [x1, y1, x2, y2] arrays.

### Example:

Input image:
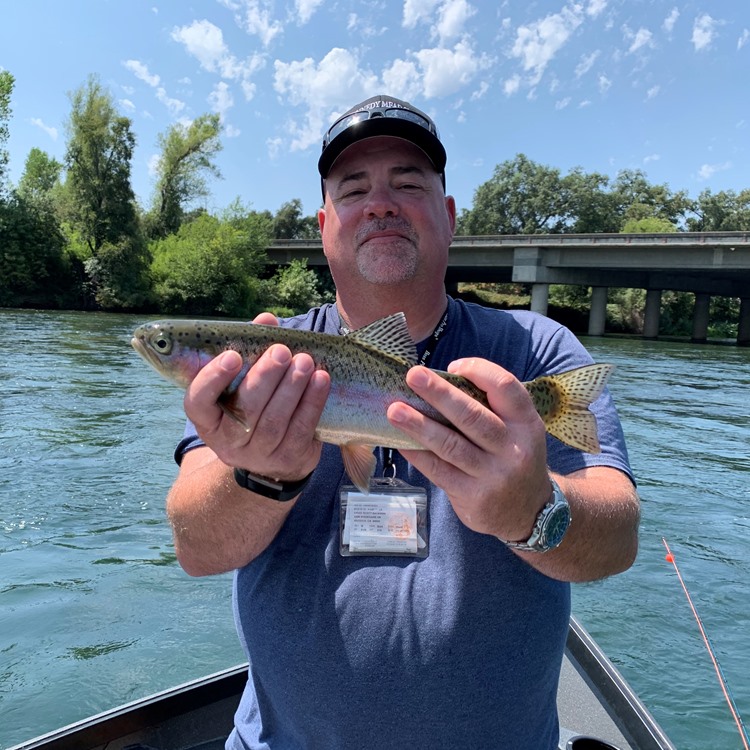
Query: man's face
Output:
[[318, 136, 455, 288]]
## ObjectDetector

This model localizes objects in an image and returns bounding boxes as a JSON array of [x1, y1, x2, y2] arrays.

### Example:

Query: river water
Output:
[[0, 309, 748, 749]]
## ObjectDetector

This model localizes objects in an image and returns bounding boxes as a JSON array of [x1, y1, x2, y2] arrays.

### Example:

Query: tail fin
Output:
[[526, 363, 615, 454]]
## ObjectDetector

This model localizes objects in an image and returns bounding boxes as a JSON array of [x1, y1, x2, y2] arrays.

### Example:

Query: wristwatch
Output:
[[502, 478, 571, 553], [233, 467, 313, 502]]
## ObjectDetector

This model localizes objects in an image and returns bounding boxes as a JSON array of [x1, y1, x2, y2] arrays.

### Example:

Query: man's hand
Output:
[[386, 358, 550, 542], [183, 313, 331, 483]]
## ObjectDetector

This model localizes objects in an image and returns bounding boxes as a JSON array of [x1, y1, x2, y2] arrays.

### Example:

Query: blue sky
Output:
[[2, 1, 749, 218]]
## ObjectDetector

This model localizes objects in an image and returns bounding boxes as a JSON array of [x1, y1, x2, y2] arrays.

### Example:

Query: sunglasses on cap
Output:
[[322, 106, 439, 151]]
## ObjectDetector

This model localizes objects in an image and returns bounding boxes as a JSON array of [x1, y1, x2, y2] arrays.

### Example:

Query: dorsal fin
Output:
[[347, 312, 418, 366]]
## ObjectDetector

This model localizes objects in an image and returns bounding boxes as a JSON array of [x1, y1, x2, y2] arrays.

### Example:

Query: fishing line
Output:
[[662, 537, 750, 750]]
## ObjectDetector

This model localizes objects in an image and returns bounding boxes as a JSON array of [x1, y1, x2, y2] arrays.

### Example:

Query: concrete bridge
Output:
[[267, 232, 750, 345]]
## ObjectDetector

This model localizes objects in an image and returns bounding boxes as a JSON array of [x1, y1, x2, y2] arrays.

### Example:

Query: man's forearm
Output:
[[511, 466, 640, 583], [167, 447, 296, 576]]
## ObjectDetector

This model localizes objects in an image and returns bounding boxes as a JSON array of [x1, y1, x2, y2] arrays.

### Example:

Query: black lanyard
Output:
[[383, 305, 449, 477]]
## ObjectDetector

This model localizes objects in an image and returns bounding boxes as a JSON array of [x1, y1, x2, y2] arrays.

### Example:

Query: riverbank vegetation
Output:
[[0, 71, 744, 336]]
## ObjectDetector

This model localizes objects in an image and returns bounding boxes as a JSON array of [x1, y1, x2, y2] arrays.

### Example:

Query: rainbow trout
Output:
[[132, 313, 613, 493]]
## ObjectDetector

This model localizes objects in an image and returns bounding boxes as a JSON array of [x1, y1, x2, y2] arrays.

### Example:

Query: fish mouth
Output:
[[131, 335, 163, 371]]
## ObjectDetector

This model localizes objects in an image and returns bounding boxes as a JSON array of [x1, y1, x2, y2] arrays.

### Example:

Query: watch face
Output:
[[542, 505, 571, 549]]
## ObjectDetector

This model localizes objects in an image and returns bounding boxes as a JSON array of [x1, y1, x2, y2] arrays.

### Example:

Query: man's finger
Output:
[[184, 350, 244, 433]]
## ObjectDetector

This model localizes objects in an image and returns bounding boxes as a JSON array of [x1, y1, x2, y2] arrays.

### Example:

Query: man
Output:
[[167, 95, 639, 749]]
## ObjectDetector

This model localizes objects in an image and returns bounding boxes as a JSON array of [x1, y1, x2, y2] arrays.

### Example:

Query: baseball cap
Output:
[[318, 95, 446, 194]]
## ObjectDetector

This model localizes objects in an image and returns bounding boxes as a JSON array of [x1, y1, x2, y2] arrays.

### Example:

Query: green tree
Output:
[[0, 192, 71, 307], [457, 154, 571, 235], [149, 114, 223, 238], [222, 196, 273, 236], [150, 213, 270, 317], [621, 216, 678, 233], [270, 258, 323, 315], [686, 189, 750, 231], [610, 169, 693, 228], [63, 75, 150, 308], [17, 147, 63, 203], [563, 168, 619, 233], [0, 70, 14, 192], [64, 75, 139, 252], [272, 199, 319, 239]]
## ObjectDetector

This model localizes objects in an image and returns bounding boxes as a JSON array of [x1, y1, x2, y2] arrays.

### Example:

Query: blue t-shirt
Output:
[[176, 298, 632, 750]]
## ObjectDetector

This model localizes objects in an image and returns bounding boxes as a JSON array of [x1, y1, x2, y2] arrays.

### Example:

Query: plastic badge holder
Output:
[[340, 477, 428, 558]]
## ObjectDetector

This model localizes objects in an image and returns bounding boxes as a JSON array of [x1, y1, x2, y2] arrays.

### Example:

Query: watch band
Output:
[[500, 478, 571, 553], [233, 467, 313, 502]]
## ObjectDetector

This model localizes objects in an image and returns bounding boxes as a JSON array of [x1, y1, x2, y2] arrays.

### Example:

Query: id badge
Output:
[[340, 478, 428, 558]]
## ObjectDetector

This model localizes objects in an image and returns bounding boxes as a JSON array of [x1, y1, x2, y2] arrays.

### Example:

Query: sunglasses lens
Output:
[[324, 106, 435, 148], [325, 111, 369, 145], [384, 109, 431, 130]]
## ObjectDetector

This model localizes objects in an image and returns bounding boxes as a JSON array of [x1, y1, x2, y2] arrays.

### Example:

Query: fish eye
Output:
[[150, 331, 173, 355]]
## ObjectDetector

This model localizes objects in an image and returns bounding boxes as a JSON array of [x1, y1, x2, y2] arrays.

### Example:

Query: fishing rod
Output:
[[662, 537, 750, 750]]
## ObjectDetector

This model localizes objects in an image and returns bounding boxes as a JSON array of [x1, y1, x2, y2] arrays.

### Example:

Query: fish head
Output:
[[131, 321, 212, 388]]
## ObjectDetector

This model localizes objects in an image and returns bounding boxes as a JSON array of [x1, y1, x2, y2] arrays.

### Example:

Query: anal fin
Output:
[[341, 444, 377, 494]]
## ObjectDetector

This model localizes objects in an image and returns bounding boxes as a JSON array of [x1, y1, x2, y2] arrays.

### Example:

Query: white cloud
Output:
[[471, 80, 489, 100], [598, 74, 611, 93], [172, 20, 229, 72], [625, 27, 654, 54], [586, 0, 606, 18], [692, 14, 718, 52], [147, 153, 161, 176], [555, 97, 571, 110], [30, 118, 57, 141], [208, 81, 234, 122], [220, 0, 283, 46], [295, 0, 324, 25], [575, 50, 600, 78], [646, 85, 660, 100], [273, 48, 379, 151], [663, 8, 679, 35], [434, 0, 476, 44], [402, 0, 476, 44], [225, 124, 241, 138], [403, 0, 441, 29], [738, 29, 749, 51], [578, 99, 591, 108], [381, 59, 423, 102], [119, 99, 136, 112], [698, 161, 731, 180], [267, 136, 283, 159], [123, 59, 160, 87], [156, 88, 185, 116], [413, 40, 489, 98], [643, 153, 660, 164], [509, 4, 584, 85], [503, 74, 521, 96], [172, 19, 265, 99]]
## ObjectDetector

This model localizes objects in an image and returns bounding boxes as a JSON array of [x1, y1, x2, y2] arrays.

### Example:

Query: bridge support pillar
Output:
[[643, 289, 661, 339], [691, 293, 711, 343], [588, 287, 608, 336], [530, 284, 549, 316], [738, 298, 750, 346]]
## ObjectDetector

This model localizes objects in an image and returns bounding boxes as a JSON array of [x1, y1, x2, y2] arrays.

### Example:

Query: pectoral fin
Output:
[[218, 392, 252, 432], [341, 444, 378, 494]]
